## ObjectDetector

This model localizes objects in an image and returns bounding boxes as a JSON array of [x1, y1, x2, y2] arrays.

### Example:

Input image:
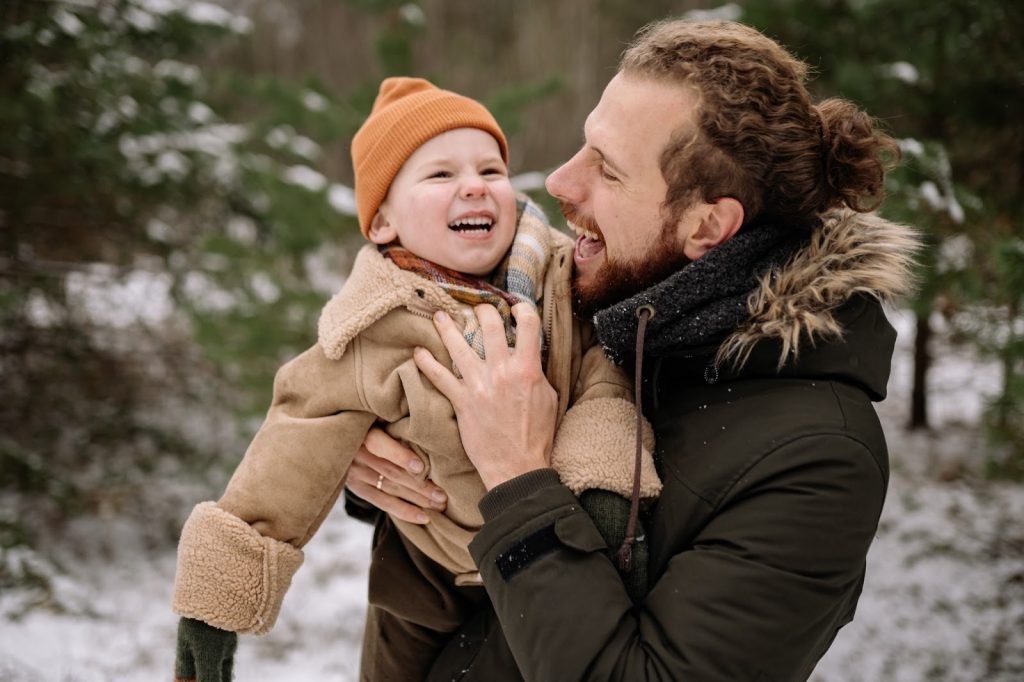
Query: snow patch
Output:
[[683, 3, 743, 22], [328, 183, 357, 216], [882, 61, 920, 85], [282, 165, 327, 192], [302, 90, 328, 112]]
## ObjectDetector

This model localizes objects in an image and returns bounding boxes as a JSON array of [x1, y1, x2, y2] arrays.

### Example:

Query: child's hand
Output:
[[346, 427, 448, 523]]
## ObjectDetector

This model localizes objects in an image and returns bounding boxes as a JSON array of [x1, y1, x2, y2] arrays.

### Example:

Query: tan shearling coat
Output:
[[172, 226, 659, 635]]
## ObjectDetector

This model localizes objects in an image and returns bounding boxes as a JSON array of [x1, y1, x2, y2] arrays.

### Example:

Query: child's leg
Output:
[[359, 515, 487, 680]]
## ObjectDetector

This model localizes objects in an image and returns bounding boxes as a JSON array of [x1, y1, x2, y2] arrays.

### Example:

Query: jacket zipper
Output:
[[541, 254, 564, 351]]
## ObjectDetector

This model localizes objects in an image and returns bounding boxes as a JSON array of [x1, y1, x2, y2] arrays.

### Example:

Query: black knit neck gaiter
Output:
[[593, 221, 809, 365]]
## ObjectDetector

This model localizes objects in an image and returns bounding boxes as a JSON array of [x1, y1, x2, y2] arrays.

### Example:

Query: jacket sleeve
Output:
[[172, 342, 378, 635], [468, 434, 886, 681], [549, 324, 661, 499]]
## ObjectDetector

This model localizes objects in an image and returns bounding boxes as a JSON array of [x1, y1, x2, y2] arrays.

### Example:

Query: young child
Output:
[[171, 78, 660, 682]]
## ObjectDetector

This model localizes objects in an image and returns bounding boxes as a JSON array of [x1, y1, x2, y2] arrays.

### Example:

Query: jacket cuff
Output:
[[172, 502, 304, 635], [550, 397, 661, 499], [470, 472, 610, 590], [479, 468, 563, 521]]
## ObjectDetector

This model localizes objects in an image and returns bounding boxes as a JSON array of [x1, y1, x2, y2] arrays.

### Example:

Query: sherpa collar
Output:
[[594, 209, 920, 369], [317, 245, 463, 360]]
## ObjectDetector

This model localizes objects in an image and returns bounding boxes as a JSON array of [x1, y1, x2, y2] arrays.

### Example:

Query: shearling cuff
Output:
[[172, 502, 304, 636], [550, 397, 661, 499]]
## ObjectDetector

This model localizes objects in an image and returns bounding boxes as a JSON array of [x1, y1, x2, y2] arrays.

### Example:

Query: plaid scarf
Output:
[[381, 198, 552, 358]]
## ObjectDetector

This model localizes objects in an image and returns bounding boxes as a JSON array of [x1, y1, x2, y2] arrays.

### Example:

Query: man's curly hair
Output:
[[620, 20, 899, 227]]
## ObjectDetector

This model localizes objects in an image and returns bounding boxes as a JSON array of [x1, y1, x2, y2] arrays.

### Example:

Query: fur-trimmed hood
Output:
[[719, 209, 920, 368]]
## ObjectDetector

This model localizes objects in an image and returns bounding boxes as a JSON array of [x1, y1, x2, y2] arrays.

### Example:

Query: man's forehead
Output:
[[583, 73, 695, 166]]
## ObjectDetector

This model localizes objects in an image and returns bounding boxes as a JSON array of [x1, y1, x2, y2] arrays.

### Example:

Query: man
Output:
[[349, 18, 919, 680]]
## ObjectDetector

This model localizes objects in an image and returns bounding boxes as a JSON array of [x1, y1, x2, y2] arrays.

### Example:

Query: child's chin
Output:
[[460, 255, 503, 277]]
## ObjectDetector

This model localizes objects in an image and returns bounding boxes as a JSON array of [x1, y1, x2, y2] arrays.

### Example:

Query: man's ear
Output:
[[367, 209, 398, 245], [682, 198, 744, 261]]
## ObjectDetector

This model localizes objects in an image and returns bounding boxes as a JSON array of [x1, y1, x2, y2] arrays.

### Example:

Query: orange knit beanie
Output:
[[351, 77, 509, 236]]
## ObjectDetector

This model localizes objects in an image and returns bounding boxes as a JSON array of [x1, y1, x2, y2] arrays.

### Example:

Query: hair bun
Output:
[[816, 98, 900, 213]]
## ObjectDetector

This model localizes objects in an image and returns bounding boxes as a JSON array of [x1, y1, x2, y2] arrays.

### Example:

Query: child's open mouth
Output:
[[448, 215, 494, 236]]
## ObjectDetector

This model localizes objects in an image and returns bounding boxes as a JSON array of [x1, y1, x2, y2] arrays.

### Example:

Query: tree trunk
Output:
[[909, 310, 931, 430], [995, 300, 1019, 433]]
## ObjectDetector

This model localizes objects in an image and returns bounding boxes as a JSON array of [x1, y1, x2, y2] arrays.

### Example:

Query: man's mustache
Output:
[[558, 200, 603, 240]]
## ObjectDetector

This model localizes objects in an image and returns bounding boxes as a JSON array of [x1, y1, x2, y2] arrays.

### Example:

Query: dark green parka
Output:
[[422, 210, 919, 681]]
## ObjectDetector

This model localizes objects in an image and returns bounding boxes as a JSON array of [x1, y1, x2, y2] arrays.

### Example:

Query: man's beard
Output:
[[561, 201, 692, 319]]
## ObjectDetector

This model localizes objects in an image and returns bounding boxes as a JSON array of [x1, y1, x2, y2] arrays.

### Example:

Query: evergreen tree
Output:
[[0, 0, 357, 594]]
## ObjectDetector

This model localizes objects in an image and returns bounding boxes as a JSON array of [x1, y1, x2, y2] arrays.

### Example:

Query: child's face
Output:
[[369, 128, 517, 276]]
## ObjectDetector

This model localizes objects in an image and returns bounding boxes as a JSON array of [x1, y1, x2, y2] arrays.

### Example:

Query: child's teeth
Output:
[[449, 217, 494, 229]]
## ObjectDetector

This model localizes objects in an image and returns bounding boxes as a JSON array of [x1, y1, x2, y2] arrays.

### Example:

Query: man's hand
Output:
[[345, 427, 449, 524], [413, 303, 558, 490]]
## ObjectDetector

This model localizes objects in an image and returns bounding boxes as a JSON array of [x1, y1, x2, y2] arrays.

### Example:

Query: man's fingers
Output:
[[350, 444, 446, 508], [349, 458, 440, 510], [356, 445, 419, 488], [430, 310, 481, 374], [353, 483, 431, 524], [363, 426, 424, 474], [347, 427, 449, 517], [414, 344, 464, 404], [475, 304, 512, 357], [511, 302, 542, 360]]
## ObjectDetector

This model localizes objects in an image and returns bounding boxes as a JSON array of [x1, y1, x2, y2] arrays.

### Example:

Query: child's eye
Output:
[[482, 167, 505, 176], [429, 170, 452, 179]]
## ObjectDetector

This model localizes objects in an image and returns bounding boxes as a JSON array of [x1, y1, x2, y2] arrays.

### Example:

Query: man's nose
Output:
[[545, 151, 584, 203]]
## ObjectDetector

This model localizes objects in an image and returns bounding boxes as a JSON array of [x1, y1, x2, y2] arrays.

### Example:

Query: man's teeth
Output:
[[448, 217, 493, 231], [568, 220, 602, 242]]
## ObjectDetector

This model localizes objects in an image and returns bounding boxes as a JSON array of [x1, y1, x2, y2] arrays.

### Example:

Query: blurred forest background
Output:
[[1, 0, 1023, 678]]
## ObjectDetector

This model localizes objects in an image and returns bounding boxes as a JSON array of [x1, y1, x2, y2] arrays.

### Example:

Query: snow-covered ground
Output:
[[1, 308, 1022, 681]]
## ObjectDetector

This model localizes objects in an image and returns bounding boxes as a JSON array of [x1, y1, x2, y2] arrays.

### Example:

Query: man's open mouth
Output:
[[568, 220, 605, 259], [448, 216, 494, 234]]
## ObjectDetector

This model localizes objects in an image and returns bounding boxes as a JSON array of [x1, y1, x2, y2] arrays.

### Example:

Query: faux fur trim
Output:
[[550, 397, 661, 499], [172, 502, 304, 636], [718, 210, 921, 369]]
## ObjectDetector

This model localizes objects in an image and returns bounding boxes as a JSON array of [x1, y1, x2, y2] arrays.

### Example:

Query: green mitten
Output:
[[175, 617, 238, 682], [578, 488, 650, 604]]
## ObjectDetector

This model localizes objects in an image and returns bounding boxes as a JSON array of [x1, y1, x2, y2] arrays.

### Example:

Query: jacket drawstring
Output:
[[617, 304, 654, 572]]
